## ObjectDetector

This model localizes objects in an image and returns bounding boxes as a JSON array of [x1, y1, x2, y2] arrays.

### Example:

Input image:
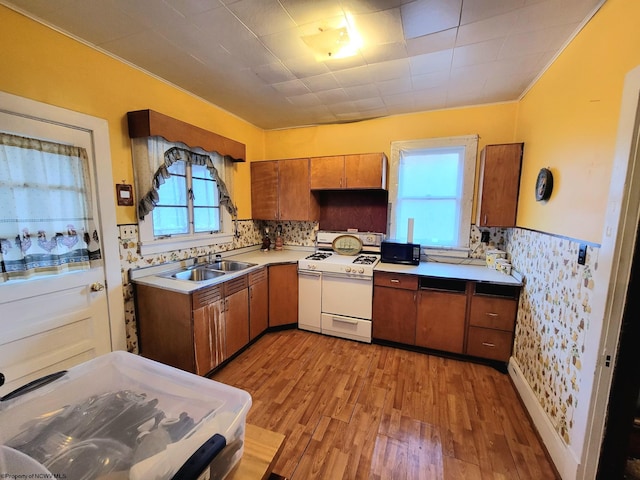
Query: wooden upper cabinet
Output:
[[310, 155, 344, 189], [279, 158, 318, 221], [476, 143, 523, 227], [251, 161, 278, 220], [251, 158, 319, 221], [310, 153, 387, 190], [344, 153, 387, 189]]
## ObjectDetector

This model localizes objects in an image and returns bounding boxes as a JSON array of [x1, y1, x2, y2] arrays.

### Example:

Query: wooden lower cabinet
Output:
[[372, 272, 418, 344], [416, 289, 467, 354], [135, 274, 251, 376], [249, 267, 269, 340], [372, 271, 520, 363], [268, 263, 298, 327], [224, 275, 249, 358]]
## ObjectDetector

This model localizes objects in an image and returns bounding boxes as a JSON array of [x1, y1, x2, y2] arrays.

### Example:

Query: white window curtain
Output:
[[132, 137, 237, 221], [0, 133, 100, 282]]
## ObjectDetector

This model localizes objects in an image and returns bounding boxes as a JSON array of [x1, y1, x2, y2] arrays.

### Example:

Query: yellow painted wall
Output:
[[515, 0, 640, 244], [264, 102, 518, 161], [0, 6, 265, 223]]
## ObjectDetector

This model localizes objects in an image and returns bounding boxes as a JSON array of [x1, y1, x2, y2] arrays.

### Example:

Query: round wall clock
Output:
[[332, 234, 362, 256], [535, 167, 553, 202]]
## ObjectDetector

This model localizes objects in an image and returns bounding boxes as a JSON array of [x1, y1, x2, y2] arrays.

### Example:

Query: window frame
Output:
[[136, 142, 234, 256], [389, 135, 478, 257]]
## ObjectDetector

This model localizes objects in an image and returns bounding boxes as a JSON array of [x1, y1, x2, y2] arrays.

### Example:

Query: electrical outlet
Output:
[[481, 230, 490, 243], [578, 243, 587, 265]]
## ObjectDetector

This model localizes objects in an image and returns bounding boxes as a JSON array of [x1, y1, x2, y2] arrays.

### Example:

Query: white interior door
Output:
[[0, 93, 123, 398]]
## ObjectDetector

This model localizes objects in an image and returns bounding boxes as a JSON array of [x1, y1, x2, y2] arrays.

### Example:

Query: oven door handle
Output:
[[322, 272, 371, 281], [298, 270, 322, 277]]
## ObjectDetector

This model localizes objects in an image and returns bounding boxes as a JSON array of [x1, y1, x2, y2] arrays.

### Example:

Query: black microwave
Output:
[[380, 241, 421, 265]]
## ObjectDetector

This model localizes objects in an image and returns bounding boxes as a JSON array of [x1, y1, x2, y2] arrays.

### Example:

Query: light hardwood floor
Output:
[[212, 329, 558, 480]]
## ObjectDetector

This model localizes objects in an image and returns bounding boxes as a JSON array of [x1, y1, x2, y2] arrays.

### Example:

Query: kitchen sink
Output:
[[164, 266, 226, 282], [206, 260, 257, 272]]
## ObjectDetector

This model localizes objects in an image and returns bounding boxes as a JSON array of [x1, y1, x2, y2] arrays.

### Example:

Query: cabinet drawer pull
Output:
[[390, 279, 400, 284], [482, 342, 496, 348], [485, 312, 499, 317], [333, 317, 359, 326]]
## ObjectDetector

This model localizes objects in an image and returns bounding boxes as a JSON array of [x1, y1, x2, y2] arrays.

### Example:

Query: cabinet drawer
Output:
[[321, 313, 372, 343], [224, 274, 248, 296], [374, 272, 418, 290], [469, 296, 517, 331], [466, 327, 513, 362], [248, 266, 267, 285], [193, 285, 223, 309]]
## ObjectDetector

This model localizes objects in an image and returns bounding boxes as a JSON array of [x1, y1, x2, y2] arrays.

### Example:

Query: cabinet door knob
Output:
[[90, 282, 105, 292]]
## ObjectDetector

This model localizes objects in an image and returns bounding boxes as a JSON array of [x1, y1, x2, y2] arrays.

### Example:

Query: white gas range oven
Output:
[[298, 230, 385, 343]]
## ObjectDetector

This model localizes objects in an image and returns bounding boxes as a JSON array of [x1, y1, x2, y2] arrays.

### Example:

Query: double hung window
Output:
[[133, 138, 235, 255], [389, 135, 478, 256]]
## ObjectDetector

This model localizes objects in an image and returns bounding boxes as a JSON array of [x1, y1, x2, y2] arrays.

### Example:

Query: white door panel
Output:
[[0, 98, 116, 398]]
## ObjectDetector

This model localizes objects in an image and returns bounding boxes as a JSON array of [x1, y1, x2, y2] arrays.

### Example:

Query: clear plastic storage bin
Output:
[[0, 351, 251, 480]]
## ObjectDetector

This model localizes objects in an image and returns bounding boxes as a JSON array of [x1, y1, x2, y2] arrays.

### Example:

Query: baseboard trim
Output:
[[508, 357, 581, 480]]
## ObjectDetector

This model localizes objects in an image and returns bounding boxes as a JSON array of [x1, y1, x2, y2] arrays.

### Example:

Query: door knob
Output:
[[90, 282, 105, 292]]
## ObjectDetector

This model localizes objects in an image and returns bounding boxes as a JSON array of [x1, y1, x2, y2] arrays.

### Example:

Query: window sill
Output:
[[422, 246, 469, 259], [139, 233, 234, 256]]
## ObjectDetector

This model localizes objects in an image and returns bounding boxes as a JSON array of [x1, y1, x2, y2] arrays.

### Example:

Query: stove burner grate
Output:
[[353, 255, 379, 265], [305, 252, 333, 261]]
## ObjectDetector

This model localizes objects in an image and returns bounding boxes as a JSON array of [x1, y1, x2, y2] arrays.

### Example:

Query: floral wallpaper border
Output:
[[505, 227, 598, 445]]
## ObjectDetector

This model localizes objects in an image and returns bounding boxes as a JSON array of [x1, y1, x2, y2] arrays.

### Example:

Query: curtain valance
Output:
[[133, 138, 237, 220]]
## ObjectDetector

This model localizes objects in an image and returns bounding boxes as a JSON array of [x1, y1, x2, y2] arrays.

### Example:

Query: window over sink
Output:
[[132, 137, 236, 255], [389, 135, 478, 257]]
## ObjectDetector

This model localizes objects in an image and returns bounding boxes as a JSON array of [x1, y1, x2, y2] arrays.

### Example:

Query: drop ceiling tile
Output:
[[452, 38, 504, 68], [328, 100, 358, 114], [316, 88, 350, 104], [31, 0, 141, 45], [499, 24, 576, 59], [360, 42, 408, 64], [279, 0, 346, 25], [226, 0, 296, 37], [165, 0, 220, 17], [368, 58, 411, 82], [271, 79, 311, 96], [381, 91, 415, 107], [460, 0, 525, 25], [353, 8, 404, 45], [515, 0, 599, 32], [340, 0, 413, 14], [406, 28, 457, 56], [301, 73, 341, 92], [323, 53, 367, 71], [258, 29, 311, 61], [455, 11, 519, 46], [409, 49, 454, 76], [333, 65, 373, 87], [287, 93, 323, 107], [352, 96, 386, 110], [401, 0, 463, 39], [376, 77, 413, 95], [344, 83, 380, 100], [411, 70, 449, 90], [282, 56, 332, 79], [252, 62, 296, 84]]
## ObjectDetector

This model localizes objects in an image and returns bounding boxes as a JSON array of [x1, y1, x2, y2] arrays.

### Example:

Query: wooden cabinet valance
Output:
[[127, 109, 246, 162]]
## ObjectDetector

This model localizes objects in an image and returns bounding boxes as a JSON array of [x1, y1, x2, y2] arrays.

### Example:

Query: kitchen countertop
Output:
[[130, 246, 522, 293], [374, 261, 522, 286], [130, 247, 312, 294]]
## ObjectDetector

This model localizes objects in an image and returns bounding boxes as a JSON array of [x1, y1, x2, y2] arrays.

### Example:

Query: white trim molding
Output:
[[509, 357, 581, 479]]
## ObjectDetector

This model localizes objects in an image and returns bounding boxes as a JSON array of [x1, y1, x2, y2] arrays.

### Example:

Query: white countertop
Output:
[[130, 247, 311, 294], [374, 261, 522, 285], [131, 246, 521, 294]]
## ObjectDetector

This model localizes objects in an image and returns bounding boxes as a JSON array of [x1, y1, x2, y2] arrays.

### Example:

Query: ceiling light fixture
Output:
[[301, 14, 362, 62]]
